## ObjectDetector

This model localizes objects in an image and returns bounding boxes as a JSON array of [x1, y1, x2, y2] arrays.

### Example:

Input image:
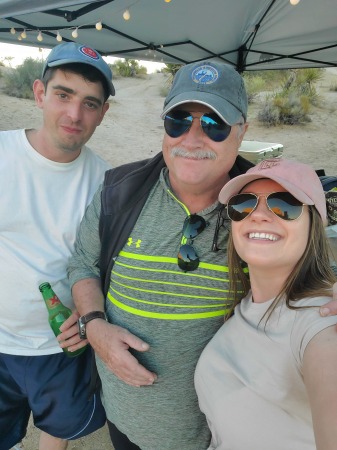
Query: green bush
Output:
[[258, 92, 311, 126], [257, 96, 280, 127], [159, 63, 183, 97], [257, 68, 323, 126], [281, 68, 323, 105], [159, 83, 170, 98], [162, 63, 182, 77], [251, 69, 287, 86], [243, 70, 289, 98], [243, 74, 266, 103], [3, 57, 44, 99], [110, 59, 147, 77]]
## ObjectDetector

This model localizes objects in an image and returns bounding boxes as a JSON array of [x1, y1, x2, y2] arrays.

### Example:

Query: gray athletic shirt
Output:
[[69, 169, 233, 450]]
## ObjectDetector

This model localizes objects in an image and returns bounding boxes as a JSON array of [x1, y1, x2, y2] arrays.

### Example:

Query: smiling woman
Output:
[[195, 157, 337, 450]]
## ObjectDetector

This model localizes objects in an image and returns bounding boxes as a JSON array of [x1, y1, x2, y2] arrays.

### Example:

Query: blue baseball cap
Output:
[[162, 61, 247, 125], [42, 42, 115, 96]]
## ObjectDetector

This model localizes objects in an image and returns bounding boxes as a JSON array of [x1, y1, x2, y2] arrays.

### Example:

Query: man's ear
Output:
[[237, 122, 249, 146], [33, 79, 45, 109]]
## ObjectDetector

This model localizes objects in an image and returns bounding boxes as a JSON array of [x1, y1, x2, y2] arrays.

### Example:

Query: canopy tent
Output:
[[0, 0, 336, 72]]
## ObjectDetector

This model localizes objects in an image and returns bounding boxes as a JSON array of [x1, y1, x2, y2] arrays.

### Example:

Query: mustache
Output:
[[170, 147, 217, 160]]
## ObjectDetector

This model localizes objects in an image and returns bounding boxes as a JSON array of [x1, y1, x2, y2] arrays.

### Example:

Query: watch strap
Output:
[[78, 311, 107, 339], [80, 311, 107, 324]]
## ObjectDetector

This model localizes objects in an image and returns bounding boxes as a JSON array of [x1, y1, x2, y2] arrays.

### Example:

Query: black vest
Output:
[[98, 152, 253, 296]]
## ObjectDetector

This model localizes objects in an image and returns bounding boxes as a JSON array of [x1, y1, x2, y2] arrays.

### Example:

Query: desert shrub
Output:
[[258, 92, 311, 126], [274, 92, 311, 124], [243, 74, 266, 103], [257, 95, 280, 127], [329, 82, 337, 92], [252, 69, 287, 85], [3, 57, 44, 99], [244, 70, 288, 95], [110, 59, 147, 77], [159, 83, 170, 97], [282, 68, 323, 105], [158, 63, 183, 97], [257, 68, 323, 126], [162, 63, 182, 77], [159, 63, 182, 96]]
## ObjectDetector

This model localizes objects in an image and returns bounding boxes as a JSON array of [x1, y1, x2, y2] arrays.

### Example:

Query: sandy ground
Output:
[[2, 69, 337, 450], [1, 69, 337, 173]]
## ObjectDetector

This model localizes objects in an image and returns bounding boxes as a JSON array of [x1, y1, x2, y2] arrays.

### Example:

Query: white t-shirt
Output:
[[0, 129, 110, 355], [195, 293, 337, 450]]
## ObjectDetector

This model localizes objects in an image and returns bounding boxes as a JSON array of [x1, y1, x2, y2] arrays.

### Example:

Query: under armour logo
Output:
[[127, 237, 142, 248]]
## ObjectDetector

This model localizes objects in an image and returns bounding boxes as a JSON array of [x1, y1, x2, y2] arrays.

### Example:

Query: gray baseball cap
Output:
[[162, 60, 247, 125], [42, 42, 115, 96]]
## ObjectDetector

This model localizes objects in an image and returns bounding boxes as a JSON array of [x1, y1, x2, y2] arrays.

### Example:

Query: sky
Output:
[[0, 42, 165, 73]]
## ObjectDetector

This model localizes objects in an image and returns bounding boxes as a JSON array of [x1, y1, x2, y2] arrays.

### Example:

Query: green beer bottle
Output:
[[39, 282, 86, 358]]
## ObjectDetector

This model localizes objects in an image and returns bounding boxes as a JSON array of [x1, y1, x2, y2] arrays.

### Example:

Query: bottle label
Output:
[[46, 294, 62, 309]]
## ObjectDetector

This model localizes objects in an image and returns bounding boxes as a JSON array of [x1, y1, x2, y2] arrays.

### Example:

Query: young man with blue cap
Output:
[[0, 42, 114, 450]]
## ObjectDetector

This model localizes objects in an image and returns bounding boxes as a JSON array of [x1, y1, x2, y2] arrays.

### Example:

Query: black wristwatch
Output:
[[78, 311, 107, 340]]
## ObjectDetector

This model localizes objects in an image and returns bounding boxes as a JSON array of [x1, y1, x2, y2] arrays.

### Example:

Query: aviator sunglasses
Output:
[[164, 110, 232, 142], [178, 214, 207, 272], [227, 191, 306, 222]]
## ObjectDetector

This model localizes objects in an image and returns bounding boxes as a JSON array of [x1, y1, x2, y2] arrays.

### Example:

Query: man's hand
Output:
[[320, 282, 337, 316], [86, 319, 157, 387], [57, 310, 88, 353], [69, 278, 156, 385]]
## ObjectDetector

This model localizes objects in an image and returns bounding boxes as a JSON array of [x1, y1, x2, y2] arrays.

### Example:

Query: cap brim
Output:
[[44, 59, 115, 96], [161, 91, 243, 125], [219, 173, 315, 206]]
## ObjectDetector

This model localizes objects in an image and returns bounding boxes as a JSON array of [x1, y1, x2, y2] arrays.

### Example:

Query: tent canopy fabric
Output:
[[0, 0, 336, 72]]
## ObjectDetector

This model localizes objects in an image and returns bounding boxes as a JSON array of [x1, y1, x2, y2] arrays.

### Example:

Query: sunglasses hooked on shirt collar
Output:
[[226, 192, 306, 222], [164, 110, 235, 142], [178, 214, 208, 272]]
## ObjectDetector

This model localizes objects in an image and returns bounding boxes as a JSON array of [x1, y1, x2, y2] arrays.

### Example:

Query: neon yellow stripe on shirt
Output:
[[107, 291, 229, 320], [110, 285, 231, 307], [112, 270, 231, 293], [115, 260, 230, 282], [119, 250, 230, 273]]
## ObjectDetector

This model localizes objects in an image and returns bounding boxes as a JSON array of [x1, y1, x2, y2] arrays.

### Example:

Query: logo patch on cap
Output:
[[79, 45, 99, 60], [258, 159, 281, 170], [191, 65, 218, 85]]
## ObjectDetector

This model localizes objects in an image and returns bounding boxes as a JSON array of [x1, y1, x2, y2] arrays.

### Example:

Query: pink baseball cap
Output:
[[219, 158, 327, 225]]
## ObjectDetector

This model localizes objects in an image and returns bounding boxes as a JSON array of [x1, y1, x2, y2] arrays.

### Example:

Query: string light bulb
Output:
[[123, 9, 130, 20], [164, 0, 172, 2], [37, 31, 43, 42], [56, 31, 62, 42], [10, 27, 16, 35], [21, 30, 27, 39], [95, 21, 103, 31], [290, 0, 300, 4], [72, 27, 78, 38], [18, 35, 22, 41]]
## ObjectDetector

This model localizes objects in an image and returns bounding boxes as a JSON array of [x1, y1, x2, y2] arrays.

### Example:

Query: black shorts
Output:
[[0, 349, 106, 450]]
